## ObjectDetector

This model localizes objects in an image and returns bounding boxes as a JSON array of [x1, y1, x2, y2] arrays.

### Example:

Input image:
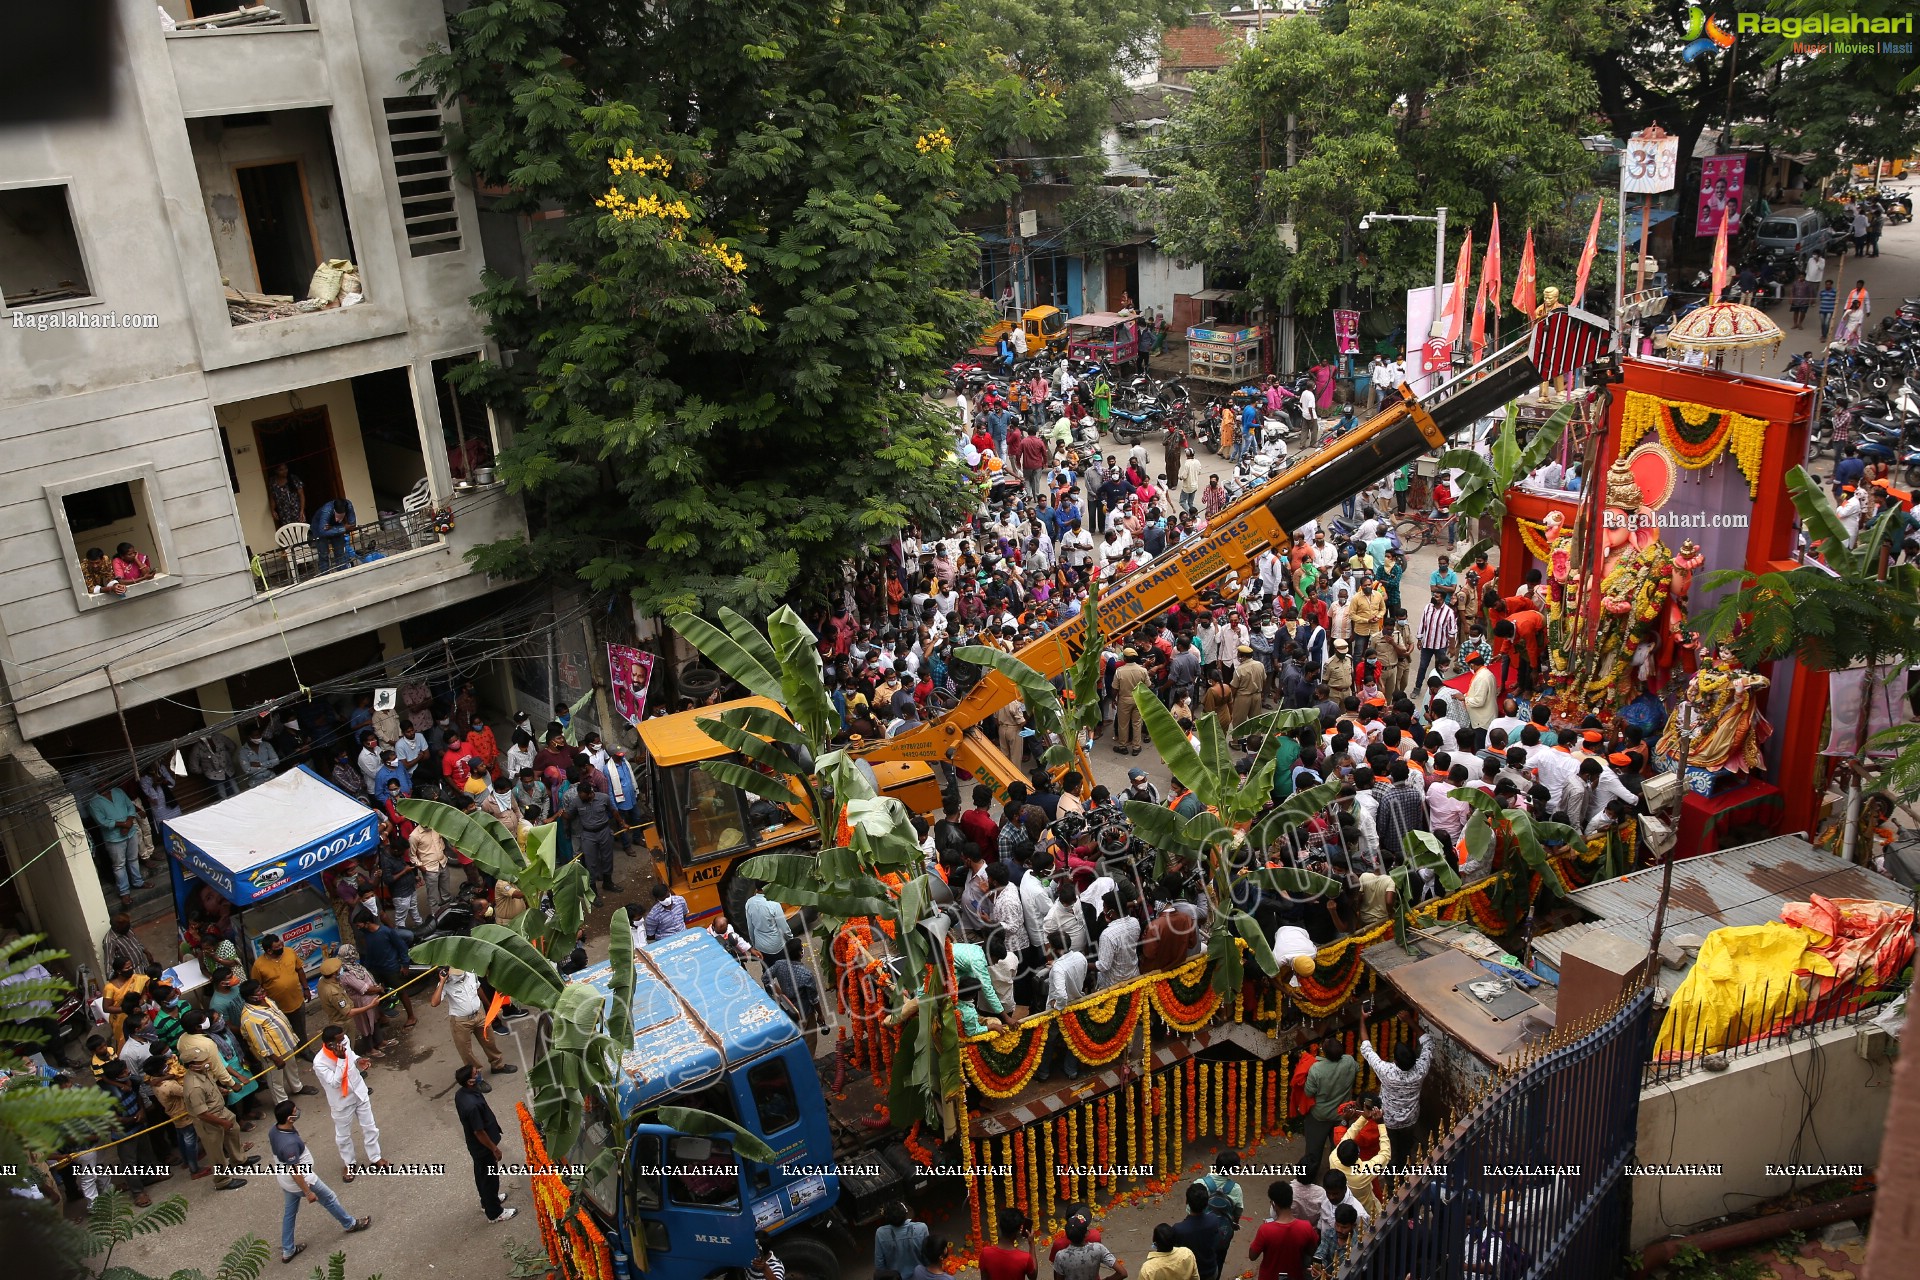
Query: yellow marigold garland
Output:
[[1621, 390, 1769, 496]]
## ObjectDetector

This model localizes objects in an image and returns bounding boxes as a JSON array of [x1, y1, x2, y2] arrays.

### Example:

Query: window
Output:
[[0, 184, 92, 308], [567, 1098, 624, 1216], [384, 96, 461, 257], [44, 466, 177, 608], [433, 355, 495, 481], [666, 1135, 739, 1211], [663, 766, 753, 863], [746, 1058, 800, 1135]]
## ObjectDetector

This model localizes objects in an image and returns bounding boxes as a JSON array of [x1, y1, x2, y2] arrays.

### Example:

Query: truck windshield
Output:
[[657, 764, 753, 864], [1040, 311, 1065, 335]]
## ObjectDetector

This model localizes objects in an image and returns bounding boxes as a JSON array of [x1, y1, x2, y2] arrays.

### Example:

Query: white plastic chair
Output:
[[273, 521, 312, 584]]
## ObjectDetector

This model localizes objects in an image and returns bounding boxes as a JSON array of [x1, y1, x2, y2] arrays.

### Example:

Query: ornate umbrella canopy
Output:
[[1664, 301, 1784, 352]]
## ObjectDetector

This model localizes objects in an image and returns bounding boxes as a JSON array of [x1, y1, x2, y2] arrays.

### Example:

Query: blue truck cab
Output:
[[565, 928, 916, 1280]]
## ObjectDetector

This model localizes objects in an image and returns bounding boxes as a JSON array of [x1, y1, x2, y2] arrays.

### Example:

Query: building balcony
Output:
[[163, 7, 325, 119]]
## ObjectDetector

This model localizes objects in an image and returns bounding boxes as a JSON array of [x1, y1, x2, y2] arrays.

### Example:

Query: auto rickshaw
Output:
[[1065, 312, 1141, 366]]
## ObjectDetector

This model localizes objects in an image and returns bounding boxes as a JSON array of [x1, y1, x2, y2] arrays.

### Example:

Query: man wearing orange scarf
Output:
[[310, 1025, 387, 1180]]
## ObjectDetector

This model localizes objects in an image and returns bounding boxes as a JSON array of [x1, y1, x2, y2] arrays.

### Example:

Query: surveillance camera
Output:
[[1359, 216, 1371, 231]]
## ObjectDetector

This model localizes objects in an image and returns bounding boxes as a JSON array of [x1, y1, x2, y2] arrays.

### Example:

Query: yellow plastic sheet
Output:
[[1653, 922, 1836, 1056]]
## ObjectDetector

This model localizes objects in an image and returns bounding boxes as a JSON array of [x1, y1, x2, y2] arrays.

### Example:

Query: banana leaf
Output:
[[408, 933, 563, 1007], [695, 711, 813, 785], [717, 703, 810, 751], [1491, 407, 1522, 485], [1515, 400, 1577, 474], [670, 612, 783, 705], [605, 909, 636, 1052], [653, 1105, 779, 1165], [956, 645, 1066, 743], [715, 607, 785, 700], [1401, 829, 1463, 893], [1207, 927, 1244, 995], [695, 757, 809, 809], [394, 798, 523, 881], [1232, 909, 1281, 976], [768, 607, 839, 747], [842, 795, 926, 870], [1194, 713, 1235, 806], [1246, 778, 1343, 852], [886, 1007, 933, 1127], [1242, 865, 1343, 897], [548, 860, 595, 951], [1232, 706, 1323, 742], [1134, 686, 1213, 806], [1785, 464, 1856, 568], [1122, 800, 1187, 859], [1505, 812, 1574, 897]]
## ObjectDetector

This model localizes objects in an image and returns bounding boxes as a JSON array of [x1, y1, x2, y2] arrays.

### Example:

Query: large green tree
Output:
[[419, 0, 994, 615], [1147, 0, 1603, 317]]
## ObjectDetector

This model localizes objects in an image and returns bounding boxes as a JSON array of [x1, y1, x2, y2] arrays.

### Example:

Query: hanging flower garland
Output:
[[1290, 941, 1369, 1016], [1149, 965, 1223, 1032], [961, 1021, 1051, 1098], [1057, 987, 1145, 1065], [1515, 516, 1564, 564], [1621, 391, 1769, 496]]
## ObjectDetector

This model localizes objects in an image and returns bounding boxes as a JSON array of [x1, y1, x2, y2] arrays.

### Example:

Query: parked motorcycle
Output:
[[412, 881, 492, 941]]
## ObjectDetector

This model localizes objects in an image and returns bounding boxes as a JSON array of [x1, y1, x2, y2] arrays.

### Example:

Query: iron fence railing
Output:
[[1641, 977, 1903, 1087], [251, 506, 444, 594], [1337, 988, 1654, 1280]]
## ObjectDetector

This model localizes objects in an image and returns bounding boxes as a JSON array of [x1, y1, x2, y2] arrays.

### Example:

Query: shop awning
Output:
[[1602, 208, 1678, 251], [162, 765, 380, 906]]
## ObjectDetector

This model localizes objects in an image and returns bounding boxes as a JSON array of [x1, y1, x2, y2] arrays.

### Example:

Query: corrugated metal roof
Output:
[[1532, 835, 1910, 997]]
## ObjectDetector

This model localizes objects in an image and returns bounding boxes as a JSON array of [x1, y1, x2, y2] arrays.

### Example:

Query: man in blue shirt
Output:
[[1429, 554, 1460, 599], [310, 497, 358, 573], [1834, 445, 1865, 491], [1237, 399, 1259, 462]]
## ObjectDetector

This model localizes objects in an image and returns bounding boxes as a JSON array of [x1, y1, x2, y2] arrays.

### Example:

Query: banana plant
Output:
[[1390, 831, 1464, 951], [1435, 399, 1577, 571], [394, 799, 591, 959], [1447, 786, 1579, 916], [670, 605, 962, 1128], [954, 604, 1105, 790], [1121, 688, 1342, 993]]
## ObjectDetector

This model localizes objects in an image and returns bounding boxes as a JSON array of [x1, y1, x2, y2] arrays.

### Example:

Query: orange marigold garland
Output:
[[1184, 1059, 1198, 1142], [1149, 969, 1222, 1032], [1058, 987, 1145, 1065]]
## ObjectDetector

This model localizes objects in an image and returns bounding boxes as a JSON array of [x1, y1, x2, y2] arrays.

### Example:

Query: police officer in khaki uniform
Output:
[[1109, 647, 1152, 755], [182, 1043, 256, 1189]]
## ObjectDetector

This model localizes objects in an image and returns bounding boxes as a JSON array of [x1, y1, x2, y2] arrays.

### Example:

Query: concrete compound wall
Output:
[[1631, 1022, 1892, 1249]]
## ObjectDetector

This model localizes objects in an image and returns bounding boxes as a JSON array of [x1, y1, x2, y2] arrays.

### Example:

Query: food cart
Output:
[[1065, 312, 1141, 365], [162, 766, 381, 977], [1186, 320, 1264, 385]]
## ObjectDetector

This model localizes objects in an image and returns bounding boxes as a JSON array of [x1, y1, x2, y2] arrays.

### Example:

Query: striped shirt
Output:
[[1416, 603, 1458, 651], [238, 1000, 299, 1062]]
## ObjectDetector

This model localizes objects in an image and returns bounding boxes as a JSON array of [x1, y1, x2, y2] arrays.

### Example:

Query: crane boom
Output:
[[867, 313, 1612, 795]]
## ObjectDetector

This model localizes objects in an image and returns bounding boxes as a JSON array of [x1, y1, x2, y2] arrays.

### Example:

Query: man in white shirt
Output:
[[310, 1025, 385, 1174], [1355, 513, 1380, 543], [1311, 531, 1339, 572], [1488, 699, 1527, 742], [1425, 700, 1462, 751], [1063, 521, 1095, 571], [1835, 486, 1864, 541], [1097, 529, 1130, 572], [1095, 903, 1141, 989], [1297, 383, 1318, 423], [1011, 324, 1028, 357], [1462, 653, 1499, 728], [1523, 738, 1579, 810], [1044, 880, 1090, 955]]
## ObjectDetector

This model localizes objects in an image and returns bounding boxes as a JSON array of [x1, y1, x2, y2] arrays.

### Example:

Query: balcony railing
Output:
[[250, 505, 447, 594]]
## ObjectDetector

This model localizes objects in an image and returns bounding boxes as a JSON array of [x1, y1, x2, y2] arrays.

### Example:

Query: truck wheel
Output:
[[774, 1233, 841, 1280], [722, 870, 759, 936]]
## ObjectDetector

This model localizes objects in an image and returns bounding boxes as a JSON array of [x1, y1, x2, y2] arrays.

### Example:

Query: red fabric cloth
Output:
[[1289, 1049, 1317, 1119], [1676, 780, 1783, 858]]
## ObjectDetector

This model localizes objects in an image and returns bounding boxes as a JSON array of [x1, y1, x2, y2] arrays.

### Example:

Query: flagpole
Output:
[[1614, 155, 1627, 353]]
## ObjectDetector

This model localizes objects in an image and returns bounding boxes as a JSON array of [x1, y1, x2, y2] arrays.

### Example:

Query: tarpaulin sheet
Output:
[[1778, 895, 1916, 996], [1653, 922, 1832, 1056], [162, 765, 379, 907]]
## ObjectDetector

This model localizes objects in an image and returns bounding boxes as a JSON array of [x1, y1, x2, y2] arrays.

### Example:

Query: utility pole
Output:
[[1281, 113, 1299, 373], [105, 667, 145, 790], [1008, 178, 1027, 315]]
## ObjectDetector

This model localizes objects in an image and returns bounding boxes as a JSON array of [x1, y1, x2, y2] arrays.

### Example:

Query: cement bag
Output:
[[307, 258, 353, 305]]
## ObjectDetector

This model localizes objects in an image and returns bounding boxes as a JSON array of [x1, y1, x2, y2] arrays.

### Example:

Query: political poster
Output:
[[607, 645, 656, 726], [1696, 154, 1747, 236]]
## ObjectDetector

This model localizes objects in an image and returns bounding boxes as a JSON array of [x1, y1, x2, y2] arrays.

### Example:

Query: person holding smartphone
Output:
[[981, 1209, 1037, 1280]]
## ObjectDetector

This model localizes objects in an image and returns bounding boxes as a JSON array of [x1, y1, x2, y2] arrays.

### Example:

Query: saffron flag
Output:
[[1469, 250, 1490, 363], [1709, 207, 1732, 301], [1571, 199, 1603, 307], [1439, 230, 1473, 342], [1512, 228, 1537, 320], [1485, 205, 1503, 319]]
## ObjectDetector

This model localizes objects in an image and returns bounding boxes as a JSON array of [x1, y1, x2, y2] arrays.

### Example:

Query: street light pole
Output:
[[1360, 207, 1449, 337]]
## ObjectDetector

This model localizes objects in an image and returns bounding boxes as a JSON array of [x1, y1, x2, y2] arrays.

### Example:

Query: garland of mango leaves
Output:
[[1056, 986, 1146, 1065], [1621, 391, 1769, 496], [1147, 961, 1222, 1032], [963, 1021, 1052, 1098]]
